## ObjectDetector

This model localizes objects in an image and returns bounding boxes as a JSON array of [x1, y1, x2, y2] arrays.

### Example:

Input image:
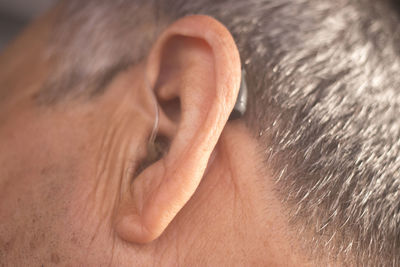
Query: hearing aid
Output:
[[229, 68, 248, 120], [146, 68, 248, 163]]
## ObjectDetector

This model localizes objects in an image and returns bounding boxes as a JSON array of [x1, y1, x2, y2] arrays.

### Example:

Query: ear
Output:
[[114, 15, 241, 244]]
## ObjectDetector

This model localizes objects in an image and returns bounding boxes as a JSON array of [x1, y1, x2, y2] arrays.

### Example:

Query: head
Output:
[[1, 0, 400, 266]]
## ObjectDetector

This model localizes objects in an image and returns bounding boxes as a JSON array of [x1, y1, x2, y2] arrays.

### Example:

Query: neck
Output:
[[149, 122, 311, 266]]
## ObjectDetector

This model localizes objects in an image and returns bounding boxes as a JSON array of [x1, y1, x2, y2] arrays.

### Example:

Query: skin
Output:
[[0, 7, 314, 267]]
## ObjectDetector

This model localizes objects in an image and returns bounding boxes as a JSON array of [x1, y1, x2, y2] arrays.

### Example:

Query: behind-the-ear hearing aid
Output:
[[229, 68, 248, 120], [148, 67, 248, 133], [145, 67, 248, 161]]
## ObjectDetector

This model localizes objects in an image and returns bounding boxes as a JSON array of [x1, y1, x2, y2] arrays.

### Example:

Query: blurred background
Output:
[[0, 0, 57, 50]]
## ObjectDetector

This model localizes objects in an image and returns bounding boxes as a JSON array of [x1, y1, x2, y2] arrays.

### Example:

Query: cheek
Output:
[[0, 156, 79, 265], [0, 134, 116, 265], [0, 113, 93, 264]]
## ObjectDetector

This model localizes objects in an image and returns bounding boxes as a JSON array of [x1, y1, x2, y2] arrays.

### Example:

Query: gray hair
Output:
[[39, 0, 400, 265]]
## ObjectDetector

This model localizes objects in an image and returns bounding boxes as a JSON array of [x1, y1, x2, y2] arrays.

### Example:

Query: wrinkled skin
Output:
[[0, 7, 313, 267]]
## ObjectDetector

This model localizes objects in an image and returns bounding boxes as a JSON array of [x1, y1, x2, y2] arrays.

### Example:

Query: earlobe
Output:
[[114, 15, 242, 244]]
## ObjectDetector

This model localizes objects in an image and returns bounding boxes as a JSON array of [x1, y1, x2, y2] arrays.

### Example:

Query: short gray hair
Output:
[[39, 0, 400, 265]]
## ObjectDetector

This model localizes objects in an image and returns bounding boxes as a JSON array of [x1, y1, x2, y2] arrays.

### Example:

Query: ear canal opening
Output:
[[134, 135, 170, 178]]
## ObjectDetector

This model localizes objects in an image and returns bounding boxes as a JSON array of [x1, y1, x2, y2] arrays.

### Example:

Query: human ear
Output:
[[114, 15, 242, 244]]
